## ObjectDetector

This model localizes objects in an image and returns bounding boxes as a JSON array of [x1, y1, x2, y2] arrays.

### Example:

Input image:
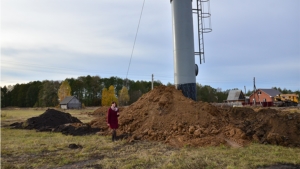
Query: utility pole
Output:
[[253, 77, 256, 105], [151, 74, 154, 90], [244, 85, 246, 105]]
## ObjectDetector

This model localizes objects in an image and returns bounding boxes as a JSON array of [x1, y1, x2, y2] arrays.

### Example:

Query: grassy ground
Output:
[[1, 108, 300, 169]]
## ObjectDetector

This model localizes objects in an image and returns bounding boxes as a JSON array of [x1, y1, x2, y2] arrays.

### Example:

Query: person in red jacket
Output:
[[107, 101, 119, 141]]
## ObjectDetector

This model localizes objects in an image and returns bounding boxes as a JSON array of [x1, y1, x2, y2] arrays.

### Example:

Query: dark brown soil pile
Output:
[[90, 85, 300, 148], [53, 122, 100, 136], [9, 108, 103, 136]]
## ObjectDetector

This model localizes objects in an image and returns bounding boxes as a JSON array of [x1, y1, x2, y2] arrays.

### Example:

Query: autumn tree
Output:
[[58, 80, 71, 103], [101, 85, 118, 106], [101, 88, 108, 106], [118, 86, 130, 106]]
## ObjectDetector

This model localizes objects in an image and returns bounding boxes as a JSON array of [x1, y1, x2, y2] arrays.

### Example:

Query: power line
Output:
[[125, 0, 146, 82]]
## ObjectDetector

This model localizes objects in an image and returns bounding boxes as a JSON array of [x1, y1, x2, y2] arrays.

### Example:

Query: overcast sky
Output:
[[1, 0, 299, 92]]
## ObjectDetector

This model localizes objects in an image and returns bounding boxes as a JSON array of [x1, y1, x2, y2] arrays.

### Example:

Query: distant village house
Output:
[[249, 89, 281, 107], [225, 90, 246, 107], [226, 88, 284, 107]]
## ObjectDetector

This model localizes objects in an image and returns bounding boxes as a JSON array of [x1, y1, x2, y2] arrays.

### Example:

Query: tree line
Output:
[[0, 76, 162, 108], [1, 75, 299, 108]]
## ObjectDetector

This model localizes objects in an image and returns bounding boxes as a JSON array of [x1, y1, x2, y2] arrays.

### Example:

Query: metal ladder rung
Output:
[[193, 0, 211, 64]]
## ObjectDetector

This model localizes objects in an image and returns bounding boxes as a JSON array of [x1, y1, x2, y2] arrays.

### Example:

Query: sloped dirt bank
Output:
[[90, 85, 300, 148]]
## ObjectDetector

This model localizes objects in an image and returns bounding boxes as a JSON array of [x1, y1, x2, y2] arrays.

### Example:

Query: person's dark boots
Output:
[[112, 130, 116, 142], [113, 130, 117, 141]]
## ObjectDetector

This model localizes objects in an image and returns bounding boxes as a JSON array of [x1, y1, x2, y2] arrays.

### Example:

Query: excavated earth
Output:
[[10, 108, 99, 135], [90, 85, 300, 148], [10, 85, 300, 148]]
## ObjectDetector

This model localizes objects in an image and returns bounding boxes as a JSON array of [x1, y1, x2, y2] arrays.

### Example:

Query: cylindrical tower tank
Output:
[[171, 0, 196, 100]]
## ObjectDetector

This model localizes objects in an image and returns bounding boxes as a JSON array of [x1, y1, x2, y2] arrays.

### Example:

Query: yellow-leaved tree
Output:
[[58, 80, 71, 102], [101, 85, 118, 106], [118, 86, 130, 106]]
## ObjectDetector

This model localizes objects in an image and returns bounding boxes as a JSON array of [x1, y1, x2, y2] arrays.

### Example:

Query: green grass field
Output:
[[1, 108, 300, 169]]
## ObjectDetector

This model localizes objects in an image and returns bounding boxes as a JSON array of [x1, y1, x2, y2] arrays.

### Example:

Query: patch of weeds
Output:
[[21, 121, 28, 128], [58, 157, 73, 166], [1, 112, 7, 117], [218, 144, 229, 150], [121, 157, 153, 169], [1, 163, 18, 169], [293, 109, 300, 113]]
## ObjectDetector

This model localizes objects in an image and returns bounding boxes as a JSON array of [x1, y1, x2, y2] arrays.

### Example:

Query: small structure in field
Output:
[[60, 96, 81, 109], [225, 90, 246, 106]]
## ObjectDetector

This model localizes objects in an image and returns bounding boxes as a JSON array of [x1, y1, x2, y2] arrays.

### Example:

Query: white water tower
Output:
[[170, 0, 211, 101]]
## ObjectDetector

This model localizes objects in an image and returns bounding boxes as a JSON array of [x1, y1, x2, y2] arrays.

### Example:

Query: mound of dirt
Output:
[[88, 106, 110, 133], [88, 106, 126, 134], [90, 85, 300, 148], [10, 108, 102, 135]]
